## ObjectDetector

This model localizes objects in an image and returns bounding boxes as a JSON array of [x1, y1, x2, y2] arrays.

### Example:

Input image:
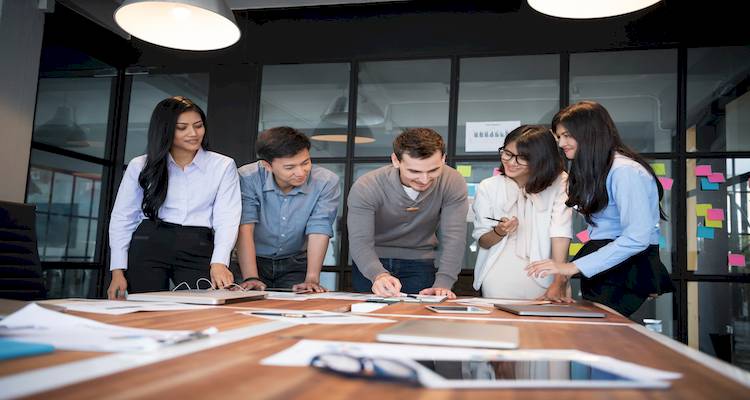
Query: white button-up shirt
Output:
[[108, 148, 241, 270]]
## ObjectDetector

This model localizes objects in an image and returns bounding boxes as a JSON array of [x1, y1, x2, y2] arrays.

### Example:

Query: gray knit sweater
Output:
[[347, 165, 469, 289]]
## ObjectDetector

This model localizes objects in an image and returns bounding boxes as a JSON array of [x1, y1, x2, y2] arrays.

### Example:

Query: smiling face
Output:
[[391, 150, 445, 192], [554, 124, 578, 160], [500, 141, 530, 182], [171, 110, 205, 154], [263, 148, 312, 192]]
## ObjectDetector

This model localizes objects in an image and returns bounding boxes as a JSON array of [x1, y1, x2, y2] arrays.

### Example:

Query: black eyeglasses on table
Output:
[[310, 353, 420, 385]]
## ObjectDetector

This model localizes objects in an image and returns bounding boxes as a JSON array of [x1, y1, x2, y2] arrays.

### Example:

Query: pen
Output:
[[485, 217, 503, 222], [249, 311, 345, 318]]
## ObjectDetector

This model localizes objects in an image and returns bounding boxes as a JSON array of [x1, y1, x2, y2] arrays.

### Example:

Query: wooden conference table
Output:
[[0, 297, 748, 399]]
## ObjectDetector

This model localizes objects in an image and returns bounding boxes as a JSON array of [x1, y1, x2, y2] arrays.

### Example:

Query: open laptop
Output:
[[494, 303, 605, 318], [127, 290, 267, 305], [376, 320, 519, 349]]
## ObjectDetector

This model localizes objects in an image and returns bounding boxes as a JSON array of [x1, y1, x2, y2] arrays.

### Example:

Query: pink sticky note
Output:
[[728, 253, 746, 267], [576, 230, 590, 243], [695, 165, 712, 176], [707, 209, 725, 221], [493, 167, 501, 176], [708, 173, 725, 183], [658, 177, 673, 190]]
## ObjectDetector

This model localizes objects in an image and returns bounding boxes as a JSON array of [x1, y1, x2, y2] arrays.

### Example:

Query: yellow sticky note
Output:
[[696, 203, 713, 217], [705, 219, 723, 228], [651, 163, 666, 176], [569, 243, 584, 256], [457, 165, 472, 178]]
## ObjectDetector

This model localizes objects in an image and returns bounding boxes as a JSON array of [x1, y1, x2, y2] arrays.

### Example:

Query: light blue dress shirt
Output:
[[238, 162, 340, 259], [573, 155, 661, 278], [109, 148, 241, 270]]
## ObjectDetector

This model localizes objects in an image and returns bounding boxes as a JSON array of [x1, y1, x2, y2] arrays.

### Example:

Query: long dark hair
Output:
[[498, 125, 564, 194], [139, 96, 208, 220], [551, 100, 665, 225]]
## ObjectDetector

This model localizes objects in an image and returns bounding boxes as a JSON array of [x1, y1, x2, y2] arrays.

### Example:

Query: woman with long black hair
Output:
[[526, 100, 673, 316], [107, 96, 240, 299]]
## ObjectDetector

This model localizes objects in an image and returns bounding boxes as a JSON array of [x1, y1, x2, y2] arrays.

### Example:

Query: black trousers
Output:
[[126, 219, 214, 293]]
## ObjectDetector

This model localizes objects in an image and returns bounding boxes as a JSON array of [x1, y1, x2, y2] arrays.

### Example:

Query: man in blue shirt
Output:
[[237, 127, 340, 292]]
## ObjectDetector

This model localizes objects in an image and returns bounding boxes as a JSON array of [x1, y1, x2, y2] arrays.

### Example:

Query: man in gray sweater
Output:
[[348, 128, 469, 298]]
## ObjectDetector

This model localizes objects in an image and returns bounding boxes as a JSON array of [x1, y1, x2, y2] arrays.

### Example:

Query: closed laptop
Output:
[[127, 290, 267, 305], [377, 320, 519, 349], [494, 304, 605, 318]]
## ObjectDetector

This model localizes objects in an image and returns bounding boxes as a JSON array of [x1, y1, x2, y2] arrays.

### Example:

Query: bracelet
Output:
[[242, 276, 263, 284], [493, 226, 505, 237]]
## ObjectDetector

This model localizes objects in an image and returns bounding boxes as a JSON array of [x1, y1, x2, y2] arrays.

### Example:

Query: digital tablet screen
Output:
[[414, 360, 633, 381]]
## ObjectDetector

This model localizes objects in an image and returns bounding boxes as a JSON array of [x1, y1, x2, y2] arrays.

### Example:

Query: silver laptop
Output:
[[127, 290, 267, 305], [377, 320, 519, 349], [494, 304, 605, 318]]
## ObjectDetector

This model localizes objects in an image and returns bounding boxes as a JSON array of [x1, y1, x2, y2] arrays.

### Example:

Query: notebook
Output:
[[0, 339, 55, 361], [494, 303, 606, 318], [376, 320, 519, 349], [127, 290, 267, 305]]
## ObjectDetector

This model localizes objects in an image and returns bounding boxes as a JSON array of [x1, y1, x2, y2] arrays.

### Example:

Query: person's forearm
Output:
[[305, 234, 329, 281], [237, 224, 259, 279], [478, 228, 504, 249]]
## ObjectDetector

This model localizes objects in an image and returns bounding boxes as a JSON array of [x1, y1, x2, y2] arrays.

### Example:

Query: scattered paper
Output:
[[708, 173, 725, 183], [696, 203, 713, 217], [313, 292, 447, 303], [53, 299, 210, 315], [695, 165, 712, 176], [238, 309, 394, 325], [575, 229, 590, 243], [728, 253, 746, 267], [569, 243, 584, 256], [651, 163, 666, 176], [706, 209, 725, 221], [457, 165, 472, 178], [0, 304, 201, 352], [350, 303, 389, 313], [701, 177, 719, 191], [658, 177, 673, 190], [264, 291, 315, 301], [449, 298, 550, 307], [697, 226, 715, 239]]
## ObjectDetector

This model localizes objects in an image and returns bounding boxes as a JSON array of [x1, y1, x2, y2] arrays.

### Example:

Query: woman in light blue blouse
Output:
[[526, 100, 673, 316]]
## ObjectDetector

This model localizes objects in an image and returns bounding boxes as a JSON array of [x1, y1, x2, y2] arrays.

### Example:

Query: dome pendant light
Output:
[[527, 0, 661, 19], [114, 0, 241, 51]]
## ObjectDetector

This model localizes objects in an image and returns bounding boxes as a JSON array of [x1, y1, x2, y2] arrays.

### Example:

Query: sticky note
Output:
[[708, 173, 725, 183], [697, 226, 715, 239], [457, 165, 472, 178], [659, 235, 667, 248], [569, 243, 584, 256], [658, 177, 673, 190], [701, 177, 719, 191], [576, 230, 590, 243], [705, 219, 722, 228], [467, 183, 477, 198], [706, 209, 725, 221], [651, 163, 666, 176], [696, 204, 712, 216], [492, 167, 501, 176], [728, 253, 746, 267], [695, 165, 712, 176]]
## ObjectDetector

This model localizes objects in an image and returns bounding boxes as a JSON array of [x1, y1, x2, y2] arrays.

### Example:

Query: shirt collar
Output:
[[168, 148, 207, 172]]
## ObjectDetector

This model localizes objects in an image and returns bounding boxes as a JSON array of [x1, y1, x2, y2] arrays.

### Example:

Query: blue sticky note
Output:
[[0, 339, 55, 361], [697, 226, 715, 239], [467, 183, 477, 198], [658, 235, 667, 248], [700, 177, 719, 191]]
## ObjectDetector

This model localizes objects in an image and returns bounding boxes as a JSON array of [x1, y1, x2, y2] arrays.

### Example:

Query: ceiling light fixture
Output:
[[114, 0, 241, 51], [527, 0, 661, 19], [321, 95, 385, 126]]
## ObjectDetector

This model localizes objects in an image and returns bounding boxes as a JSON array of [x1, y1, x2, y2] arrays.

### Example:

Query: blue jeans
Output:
[[352, 258, 436, 294], [257, 252, 307, 289]]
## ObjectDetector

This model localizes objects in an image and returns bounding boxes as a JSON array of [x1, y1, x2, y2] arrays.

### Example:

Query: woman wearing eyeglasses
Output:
[[526, 101, 673, 316], [472, 125, 572, 301]]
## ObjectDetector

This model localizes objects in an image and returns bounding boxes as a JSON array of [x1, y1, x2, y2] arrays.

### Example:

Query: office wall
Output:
[[0, 0, 45, 202]]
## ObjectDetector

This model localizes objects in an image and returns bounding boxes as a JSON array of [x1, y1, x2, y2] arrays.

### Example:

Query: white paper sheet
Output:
[[53, 299, 211, 315], [312, 292, 446, 303], [0, 303, 206, 352], [350, 303, 388, 313], [264, 292, 315, 301], [449, 297, 551, 307], [260, 339, 682, 382], [238, 309, 395, 325]]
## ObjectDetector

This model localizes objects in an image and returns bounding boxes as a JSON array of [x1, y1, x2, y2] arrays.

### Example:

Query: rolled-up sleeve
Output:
[[108, 159, 145, 271], [210, 160, 241, 266], [305, 174, 340, 237], [239, 169, 260, 225], [574, 167, 654, 277]]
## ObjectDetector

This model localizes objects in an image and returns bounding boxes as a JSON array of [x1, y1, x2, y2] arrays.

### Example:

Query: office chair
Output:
[[0, 201, 46, 300]]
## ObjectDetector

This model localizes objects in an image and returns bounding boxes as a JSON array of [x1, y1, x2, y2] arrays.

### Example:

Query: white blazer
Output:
[[472, 173, 572, 290]]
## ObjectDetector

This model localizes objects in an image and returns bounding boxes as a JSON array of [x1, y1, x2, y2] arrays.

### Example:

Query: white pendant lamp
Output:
[[527, 0, 661, 19], [114, 0, 241, 51]]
